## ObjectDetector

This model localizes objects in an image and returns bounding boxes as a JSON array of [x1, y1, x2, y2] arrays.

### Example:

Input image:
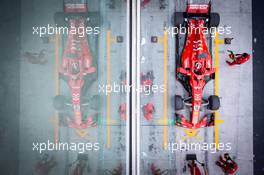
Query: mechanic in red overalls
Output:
[[150, 163, 169, 175], [141, 71, 154, 87], [142, 103, 155, 120], [141, 0, 151, 8], [35, 154, 57, 175], [105, 164, 122, 175], [216, 153, 238, 174], [119, 103, 127, 121], [226, 50, 250, 66], [70, 154, 90, 175], [188, 160, 202, 175]]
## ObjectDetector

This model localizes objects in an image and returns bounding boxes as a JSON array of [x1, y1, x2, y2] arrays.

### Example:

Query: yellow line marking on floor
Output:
[[215, 32, 219, 95], [163, 30, 168, 150], [214, 32, 225, 150], [106, 30, 111, 148], [101, 119, 119, 125], [53, 34, 60, 144], [158, 37, 164, 43], [218, 39, 225, 44], [157, 119, 165, 125]]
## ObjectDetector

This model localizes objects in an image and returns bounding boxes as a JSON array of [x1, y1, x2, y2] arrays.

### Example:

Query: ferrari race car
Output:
[[174, 1, 220, 128], [53, 0, 100, 129]]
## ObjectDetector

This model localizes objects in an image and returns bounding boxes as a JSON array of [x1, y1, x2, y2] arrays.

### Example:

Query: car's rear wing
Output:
[[55, 0, 100, 27], [186, 0, 211, 15], [187, 4, 210, 14], [64, 0, 88, 13]]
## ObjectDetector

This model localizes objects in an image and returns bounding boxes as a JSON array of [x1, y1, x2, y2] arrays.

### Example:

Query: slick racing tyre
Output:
[[209, 13, 220, 28], [54, 12, 67, 27], [208, 95, 220, 111], [53, 95, 67, 111], [174, 12, 185, 27], [175, 95, 184, 111]]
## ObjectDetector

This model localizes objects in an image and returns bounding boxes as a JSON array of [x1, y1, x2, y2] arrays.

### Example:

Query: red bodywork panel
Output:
[[177, 19, 215, 128], [60, 19, 96, 129]]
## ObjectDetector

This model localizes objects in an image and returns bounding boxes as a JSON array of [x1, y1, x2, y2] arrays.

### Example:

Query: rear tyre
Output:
[[86, 12, 101, 27], [209, 13, 220, 28], [54, 12, 67, 27], [175, 95, 184, 111], [174, 12, 185, 27], [53, 95, 67, 111], [82, 95, 100, 110], [208, 95, 220, 110]]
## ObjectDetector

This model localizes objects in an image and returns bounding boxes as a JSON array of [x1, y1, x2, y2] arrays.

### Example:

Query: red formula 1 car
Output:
[[53, 0, 99, 129], [174, 1, 220, 129]]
